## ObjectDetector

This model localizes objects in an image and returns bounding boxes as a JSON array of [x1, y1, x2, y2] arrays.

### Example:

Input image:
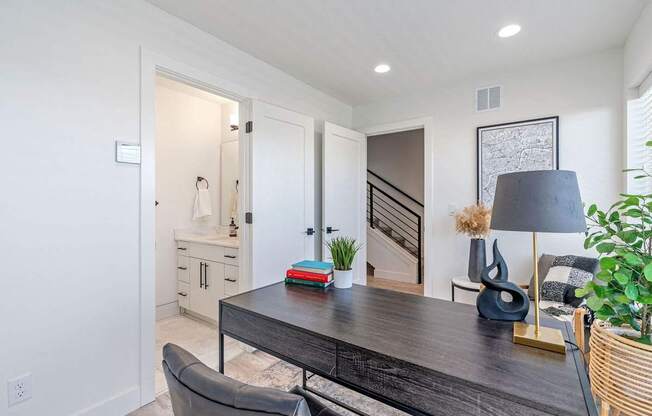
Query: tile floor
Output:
[[152, 314, 247, 395], [131, 314, 281, 416]]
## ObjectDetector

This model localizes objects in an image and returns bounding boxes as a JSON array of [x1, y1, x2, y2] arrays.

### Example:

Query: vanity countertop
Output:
[[175, 232, 239, 249]]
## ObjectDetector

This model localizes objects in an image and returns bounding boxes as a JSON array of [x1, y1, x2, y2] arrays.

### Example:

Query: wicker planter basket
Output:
[[590, 321, 652, 416]]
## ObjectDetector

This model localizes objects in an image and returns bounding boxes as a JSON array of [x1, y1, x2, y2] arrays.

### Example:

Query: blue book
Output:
[[291, 260, 333, 274]]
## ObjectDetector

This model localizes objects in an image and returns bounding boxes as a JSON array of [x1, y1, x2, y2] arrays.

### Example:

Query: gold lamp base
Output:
[[513, 322, 566, 354]]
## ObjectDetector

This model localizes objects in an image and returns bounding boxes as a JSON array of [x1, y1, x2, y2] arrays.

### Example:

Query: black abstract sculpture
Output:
[[476, 240, 529, 321]]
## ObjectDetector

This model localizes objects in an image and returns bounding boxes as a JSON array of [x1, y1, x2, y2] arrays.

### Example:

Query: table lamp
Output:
[[490, 170, 586, 354]]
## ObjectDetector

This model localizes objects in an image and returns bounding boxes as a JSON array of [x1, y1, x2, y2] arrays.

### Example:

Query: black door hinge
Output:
[[245, 212, 253, 224], [245, 121, 253, 133]]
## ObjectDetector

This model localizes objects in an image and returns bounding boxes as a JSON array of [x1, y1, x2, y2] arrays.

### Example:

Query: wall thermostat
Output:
[[115, 141, 141, 164]]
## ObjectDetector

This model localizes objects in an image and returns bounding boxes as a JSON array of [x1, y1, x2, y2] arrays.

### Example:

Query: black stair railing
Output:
[[367, 170, 423, 284]]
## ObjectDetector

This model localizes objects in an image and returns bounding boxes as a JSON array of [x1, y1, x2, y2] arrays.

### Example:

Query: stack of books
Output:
[[285, 260, 334, 288]]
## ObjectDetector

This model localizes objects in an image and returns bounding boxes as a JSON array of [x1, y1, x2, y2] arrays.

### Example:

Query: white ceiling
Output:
[[147, 0, 647, 106]]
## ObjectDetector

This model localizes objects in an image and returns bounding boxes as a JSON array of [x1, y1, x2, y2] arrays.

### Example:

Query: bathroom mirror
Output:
[[220, 140, 239, 227]]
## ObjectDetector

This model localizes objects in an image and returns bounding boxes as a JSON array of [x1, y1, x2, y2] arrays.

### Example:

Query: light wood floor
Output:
[[367, 275, 423, 296]]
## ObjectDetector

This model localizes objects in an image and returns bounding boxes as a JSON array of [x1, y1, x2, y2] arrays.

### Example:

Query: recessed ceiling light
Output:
[[498, 24, 521, 38], [374, 64, 391, 74]]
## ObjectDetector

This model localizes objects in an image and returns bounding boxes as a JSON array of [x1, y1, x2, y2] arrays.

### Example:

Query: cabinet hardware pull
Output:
[[204, 263, 209, 289], [177, 247, 187, 251], [199, 262, 204, 288], [177, 266, 187, 270], [225, 278, 237, 282], [177, 292, 187, 297], [224, 255, 236, 258]]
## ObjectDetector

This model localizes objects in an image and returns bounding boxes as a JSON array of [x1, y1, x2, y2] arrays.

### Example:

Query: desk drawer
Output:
[[337, 346, 550, 416], [221, 305, 336, 374]]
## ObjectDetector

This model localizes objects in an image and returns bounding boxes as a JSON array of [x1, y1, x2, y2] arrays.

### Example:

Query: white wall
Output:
[[354, 49, 624, 300], [625, 2, 652, 89], [155, 79, 222, 317], [368, 227, 418, 283], [0, 1, 351, 415], [368, 129, 424, 202]]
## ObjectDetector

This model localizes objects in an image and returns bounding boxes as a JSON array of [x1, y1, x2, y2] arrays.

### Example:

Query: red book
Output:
[[286, 269, 333, 283]]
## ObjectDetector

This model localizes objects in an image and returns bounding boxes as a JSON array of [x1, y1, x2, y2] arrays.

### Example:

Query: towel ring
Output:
[[196, 176, 209, 190]]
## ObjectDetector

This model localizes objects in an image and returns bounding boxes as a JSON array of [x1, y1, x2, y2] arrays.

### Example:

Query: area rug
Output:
[[247, 360, 407, 416]]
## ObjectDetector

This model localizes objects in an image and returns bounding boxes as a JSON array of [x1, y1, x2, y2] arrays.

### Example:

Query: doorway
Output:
[[152, 74, 243, 395], [360, 117, 434, 298], [365, 128, 425, 296], [154, 75, 240, 321], [319, 118, 433, 296]]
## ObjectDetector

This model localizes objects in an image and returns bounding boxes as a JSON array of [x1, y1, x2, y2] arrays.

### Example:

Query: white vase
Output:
[[333, 269, 353, 289]]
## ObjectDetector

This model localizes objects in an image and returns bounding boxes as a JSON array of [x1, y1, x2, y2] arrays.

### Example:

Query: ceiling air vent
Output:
[[476, 86, 501, 112]]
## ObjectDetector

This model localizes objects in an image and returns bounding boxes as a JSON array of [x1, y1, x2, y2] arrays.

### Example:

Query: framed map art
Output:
[[477, 116, 559, 206]]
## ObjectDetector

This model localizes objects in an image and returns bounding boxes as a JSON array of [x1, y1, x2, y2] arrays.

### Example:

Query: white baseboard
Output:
[[183, 309, 217, 327], [156, 301, 179, 321], [71, 386, 140, 416]]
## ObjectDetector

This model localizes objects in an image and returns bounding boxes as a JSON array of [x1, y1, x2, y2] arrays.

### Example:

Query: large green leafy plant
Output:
[[579, 150, 652, 344]]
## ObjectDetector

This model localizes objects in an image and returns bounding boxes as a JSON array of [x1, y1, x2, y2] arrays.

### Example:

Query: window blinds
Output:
[[627, 81, 652, 194]]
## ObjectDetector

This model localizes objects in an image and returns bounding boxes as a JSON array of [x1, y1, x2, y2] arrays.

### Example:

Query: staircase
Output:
[[367, 170, 423, 283]]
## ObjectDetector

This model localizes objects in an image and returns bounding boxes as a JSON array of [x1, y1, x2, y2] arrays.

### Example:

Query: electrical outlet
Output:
[[7, 373, 32, 406]]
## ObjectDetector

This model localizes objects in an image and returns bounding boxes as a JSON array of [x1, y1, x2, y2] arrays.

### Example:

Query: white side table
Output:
[[450, 276, 482, 302]]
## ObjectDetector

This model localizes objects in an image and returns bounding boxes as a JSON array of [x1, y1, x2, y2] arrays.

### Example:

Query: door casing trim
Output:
[[139, 47, 251, 407]]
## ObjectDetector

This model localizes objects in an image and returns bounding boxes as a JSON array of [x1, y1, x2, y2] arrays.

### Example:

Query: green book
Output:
[[285, 278, 333, 288]]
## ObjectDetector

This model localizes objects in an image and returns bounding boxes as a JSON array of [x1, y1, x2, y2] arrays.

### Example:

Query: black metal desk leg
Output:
[[451, 282, 455, 302], [219, 332, 225, 374]]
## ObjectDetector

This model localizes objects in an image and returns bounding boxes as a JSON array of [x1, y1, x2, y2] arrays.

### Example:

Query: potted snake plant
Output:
[[327, 236, 361, 289]]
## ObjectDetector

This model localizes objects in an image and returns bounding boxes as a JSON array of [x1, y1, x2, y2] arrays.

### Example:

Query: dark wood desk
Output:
[[219, 283, 597, 416]]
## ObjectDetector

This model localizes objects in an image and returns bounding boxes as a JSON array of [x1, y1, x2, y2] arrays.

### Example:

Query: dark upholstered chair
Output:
[[163, 343, 342, 416]]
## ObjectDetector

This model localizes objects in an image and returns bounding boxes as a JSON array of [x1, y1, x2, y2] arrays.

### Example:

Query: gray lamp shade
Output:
[[490, 170, 586, 233]]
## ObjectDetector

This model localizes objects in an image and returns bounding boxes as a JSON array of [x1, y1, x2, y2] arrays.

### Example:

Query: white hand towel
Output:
[[193, 189, 212, 220]]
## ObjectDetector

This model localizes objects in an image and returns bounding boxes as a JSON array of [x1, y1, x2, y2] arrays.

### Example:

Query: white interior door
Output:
[[322, 122, 367, 284], [249, 101, 315, 288]]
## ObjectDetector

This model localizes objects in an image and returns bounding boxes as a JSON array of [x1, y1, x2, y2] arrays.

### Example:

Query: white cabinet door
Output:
[[322, 122, 367, 283], [202, 260, 224, 321], [249, 101, 315, 288], [189, 258, 203, 314], [189, 258, 224, 321]]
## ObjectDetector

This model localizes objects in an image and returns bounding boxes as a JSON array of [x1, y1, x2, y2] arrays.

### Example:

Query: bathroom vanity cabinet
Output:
[[176, 239, 239, 322]]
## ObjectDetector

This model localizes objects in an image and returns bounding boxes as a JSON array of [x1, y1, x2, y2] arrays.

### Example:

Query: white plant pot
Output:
[[333, 269, 353, 289]]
